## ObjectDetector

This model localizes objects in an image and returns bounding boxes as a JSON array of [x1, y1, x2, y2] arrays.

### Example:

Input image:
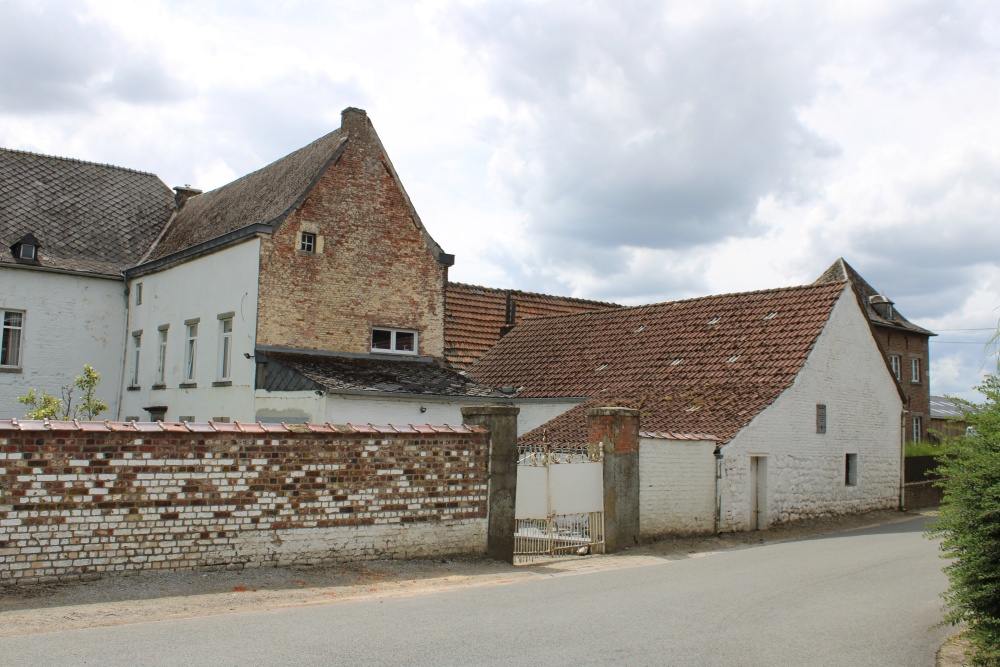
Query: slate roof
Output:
[[469, 281, 852, 446], [815, 258, 934, 336], [444, 282, 617, 369], [144, 129, 348, 262], [0, 148, 175, 276], [262, 350, 505, 398]]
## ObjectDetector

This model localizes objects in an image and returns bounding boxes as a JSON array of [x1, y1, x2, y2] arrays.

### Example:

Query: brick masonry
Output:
[[256, 108, 448, 358], [639, 437, 718, 536], [876, 327, 930, 443], [0, 421, 488, 585]]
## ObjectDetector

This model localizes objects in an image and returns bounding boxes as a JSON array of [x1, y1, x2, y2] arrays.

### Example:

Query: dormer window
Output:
[[371, 328, 418, 355], [10, 233, 40, 263], [869, 294, 894, 320]]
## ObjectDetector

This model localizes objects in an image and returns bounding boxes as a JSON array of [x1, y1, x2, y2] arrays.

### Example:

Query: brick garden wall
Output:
[[0, 420, 488, 586]]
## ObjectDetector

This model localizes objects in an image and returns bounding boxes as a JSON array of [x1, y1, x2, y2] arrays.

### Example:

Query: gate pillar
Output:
[[588, 407, 640, 552], [462, 405, 520, 563]]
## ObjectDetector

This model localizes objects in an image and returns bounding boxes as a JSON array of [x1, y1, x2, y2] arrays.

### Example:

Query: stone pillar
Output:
[[588, 407, 640, 552], [461, 405, 520, 563]]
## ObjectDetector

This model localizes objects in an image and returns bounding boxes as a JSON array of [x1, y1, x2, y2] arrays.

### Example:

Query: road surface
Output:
[[0, 516, 951, 666]]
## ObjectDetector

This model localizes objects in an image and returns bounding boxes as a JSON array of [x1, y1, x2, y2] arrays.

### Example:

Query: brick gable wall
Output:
[[0, 424, 487, 585], [256, 109, 447, 358]]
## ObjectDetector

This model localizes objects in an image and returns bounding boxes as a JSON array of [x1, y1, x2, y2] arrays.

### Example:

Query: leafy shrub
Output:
[[17, 364, 109, 420], [929, 375, 1000, 664]]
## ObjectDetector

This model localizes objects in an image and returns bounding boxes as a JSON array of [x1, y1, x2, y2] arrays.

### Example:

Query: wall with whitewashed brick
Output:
[[120, 239, 260, 424], [639, 438, 718, 536], [0, 421, 488, 585], [0, 267, 124, 420], [718, 290, 903, 532]]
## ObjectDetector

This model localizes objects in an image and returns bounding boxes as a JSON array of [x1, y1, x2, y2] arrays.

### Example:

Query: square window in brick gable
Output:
[[300, 232, 316, 253]]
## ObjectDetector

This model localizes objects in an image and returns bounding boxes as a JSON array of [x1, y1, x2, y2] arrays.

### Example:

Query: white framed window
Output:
[[845, 454, 858, 486], [156, 326, 168, 385], [300, 232, 316, 253], [131, 331, 142, 387], [19, 244, 36, 260], [135, 282, 143, 306], [889, 355, 901, 381], [816, 404, 827, 435], [911, 358, 920, 383], [371, 328, 417, 355], [1, 310, 24, 368], [218, 315, 233, 381], [912, 416, 922, 443], [184, 320, 199, 382]]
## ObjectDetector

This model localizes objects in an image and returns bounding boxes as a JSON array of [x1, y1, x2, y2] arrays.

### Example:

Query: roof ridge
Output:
[[447, 281, 619, 306], [504, 281, 849, 324], [0, 146, 159, 178]]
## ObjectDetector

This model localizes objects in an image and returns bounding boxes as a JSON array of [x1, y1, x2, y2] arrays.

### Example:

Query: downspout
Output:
[[714, 447, 724, 533], [115, 270, 130, 420], [899, 409, 908, 511]]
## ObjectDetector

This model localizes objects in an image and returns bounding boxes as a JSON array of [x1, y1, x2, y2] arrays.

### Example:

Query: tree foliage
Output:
[[17, 364, 109, 421], [929, 375, 1000, 665]]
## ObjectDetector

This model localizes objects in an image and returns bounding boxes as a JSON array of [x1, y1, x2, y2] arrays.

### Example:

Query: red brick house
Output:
[[815, 258, 935, 443]]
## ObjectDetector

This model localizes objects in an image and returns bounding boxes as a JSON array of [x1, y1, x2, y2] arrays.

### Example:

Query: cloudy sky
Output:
[[2, 0, 998, 400]]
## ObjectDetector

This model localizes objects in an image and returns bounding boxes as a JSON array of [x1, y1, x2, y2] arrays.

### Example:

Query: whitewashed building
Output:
[[0, 149, 174, 419], [470, 281, 906, 533]]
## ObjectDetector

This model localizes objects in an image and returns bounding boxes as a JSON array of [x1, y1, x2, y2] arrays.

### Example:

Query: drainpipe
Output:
[[714, 447, 724, 533], [115, 270, 130, 420], [899, 409, 908, 511]]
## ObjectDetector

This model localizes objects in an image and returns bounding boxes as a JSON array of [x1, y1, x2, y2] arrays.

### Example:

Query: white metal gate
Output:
[[514, 442, 605, 563]]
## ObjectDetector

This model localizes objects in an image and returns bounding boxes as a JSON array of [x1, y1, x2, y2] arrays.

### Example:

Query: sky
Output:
[[2, 0, 998, 401]]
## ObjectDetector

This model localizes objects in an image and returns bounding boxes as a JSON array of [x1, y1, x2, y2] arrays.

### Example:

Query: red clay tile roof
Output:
[[444, 282, 617, 368], [0, 148, 174, 276], [469, 281, 851, 446], [815, 258, 934, 336]]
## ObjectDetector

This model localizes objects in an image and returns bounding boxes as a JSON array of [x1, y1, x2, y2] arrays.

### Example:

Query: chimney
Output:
[[173, 185, 202, 211], [500, 290, 517, 338], [341, 107, 369, 137]]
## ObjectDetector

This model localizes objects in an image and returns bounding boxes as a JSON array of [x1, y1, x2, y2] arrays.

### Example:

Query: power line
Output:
[[932, 328, 997, 332]]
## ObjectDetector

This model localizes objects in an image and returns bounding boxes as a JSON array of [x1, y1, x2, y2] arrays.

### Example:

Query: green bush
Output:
[[929, 375, 1000, 665], [17, 364, 109, 421]]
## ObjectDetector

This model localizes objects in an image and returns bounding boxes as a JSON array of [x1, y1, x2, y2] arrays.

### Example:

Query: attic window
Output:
[[634, 325, 645, 333], [707, 317, 720, 325], [763, 311, 777, 320], [726, 355, 740, 363], [10, 233, 40, 263], [670, 358, 684, 366], [372, 328, 417, 355], [594, 363, 609, 371]]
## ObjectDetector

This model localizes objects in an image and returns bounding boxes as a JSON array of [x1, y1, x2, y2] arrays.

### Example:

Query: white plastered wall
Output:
[[0, 267, 125, 419], [718, 288, 903, 532], [119, 240, 260, 423], [639, 438, 718, 536]]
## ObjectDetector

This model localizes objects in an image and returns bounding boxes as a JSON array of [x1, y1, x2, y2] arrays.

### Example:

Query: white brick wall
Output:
[[718, 289, 903, 531], [0, 268, 124, 419], [640, 438, 718, 536]]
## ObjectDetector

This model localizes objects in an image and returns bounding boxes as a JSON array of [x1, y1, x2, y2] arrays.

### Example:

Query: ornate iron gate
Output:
[[514, 441, 605, 563]]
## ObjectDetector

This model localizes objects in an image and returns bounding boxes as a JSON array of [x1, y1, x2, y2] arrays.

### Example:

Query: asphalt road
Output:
[[0, 516, 951, 666]]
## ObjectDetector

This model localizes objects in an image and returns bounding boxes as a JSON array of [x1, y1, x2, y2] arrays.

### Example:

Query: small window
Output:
[[911, 358, 920, 383], [131, 331, 142, 387], [889, 355, 901, 381], [670, 358, 684, 366], [135, 283, 143, 306], [219, 317, 233, 380], [19, 244, 36, 260], [156, 327, 168, 385], [845, 453, 858, 486], [726, 355, 740, 363], [763, 311, 777, 320], [300, 232, 316, 253], [594, 363, 608, 371], [184, 321, 199, 382], [913, 416, 922, 443], [1, 310, 24, 368], [816, 404, 827, 434], [371, 328, 418, 355], [707, 317, 720, 325]]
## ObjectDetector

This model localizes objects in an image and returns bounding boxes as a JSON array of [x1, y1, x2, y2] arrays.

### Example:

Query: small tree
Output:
[[929, 374, 1000, 665], [17, 364, 109, 421]]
